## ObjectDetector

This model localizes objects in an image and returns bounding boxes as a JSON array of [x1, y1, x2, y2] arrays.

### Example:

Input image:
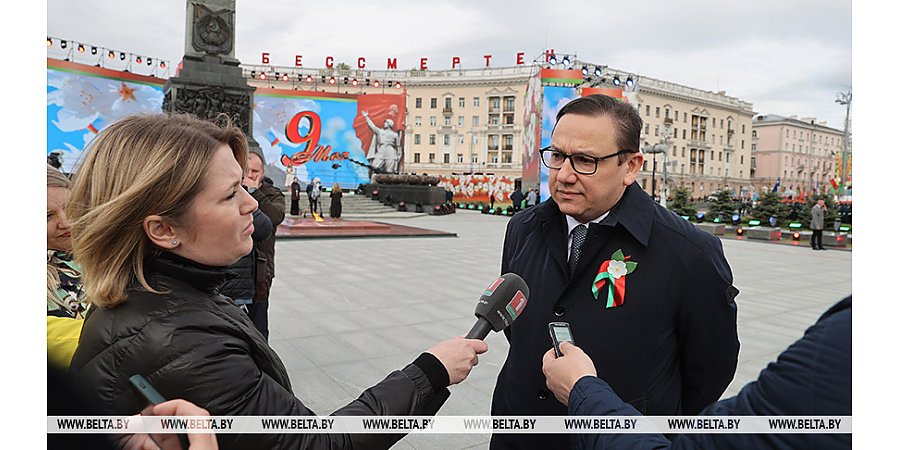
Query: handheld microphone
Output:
[[465, 273, 530, 340]]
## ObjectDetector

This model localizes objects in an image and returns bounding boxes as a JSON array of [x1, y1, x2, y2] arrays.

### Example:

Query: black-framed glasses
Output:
[[539, 146, 632, 175]]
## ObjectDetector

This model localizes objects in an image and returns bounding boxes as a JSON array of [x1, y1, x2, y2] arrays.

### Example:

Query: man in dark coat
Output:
[[490, 94, 739, 450], [510, 187, 525, 213], [243, 151, 285, 340], [220, 208, 272, 313], [543, 297, 851, 449]]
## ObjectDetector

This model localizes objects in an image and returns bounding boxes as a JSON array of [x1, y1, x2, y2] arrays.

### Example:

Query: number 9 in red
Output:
[[285, 111, 322, 153]]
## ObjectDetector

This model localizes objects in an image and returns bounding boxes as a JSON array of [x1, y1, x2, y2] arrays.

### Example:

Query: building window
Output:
[[741, 140, 745, 149], [414, 134, 421, 145], [415, 116, 421, 126], [752, 130, 757, 138], [415, 98, 422, 108], [429, 153, 435, 163], [472, 116, 480, 127], [742, 124, 746, 133], [444, 97, 452, 109], [473, 97, 480, 107], [472, 135, 478, 145], [458, 116, 464, 126], [490, 97, 501, 111], [458, 135, 464, 144], [504, 96, 515, 111], [655, 107, 660, 118], [675, 111, 679, 121], [471, 153, 478, 163], [430, 116, 437, 126], [503, 134, 513, 151], [443, 153, 450, 163], [430, 98, 437, 109], [457, 153, 464, 163], [751, 144, 756, 151], [740, 155, 744, 164], [646, 105, 650, 116], [645, 124, 650, 135], [459, 97, 465, 108], [444, 117, 451, 126], [682, 130, 686, 139], [429, 134, 435, 145], [414, 153, 420, 163], [654, 125, 659, 136], [443, 134, 450, 145]]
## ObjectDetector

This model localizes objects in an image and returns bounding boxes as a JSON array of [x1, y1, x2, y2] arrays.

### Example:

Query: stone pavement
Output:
[[266, 210, 852, 449]]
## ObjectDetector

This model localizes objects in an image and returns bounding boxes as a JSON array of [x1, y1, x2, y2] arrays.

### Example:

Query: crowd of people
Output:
[[46, 96, 850, 449]]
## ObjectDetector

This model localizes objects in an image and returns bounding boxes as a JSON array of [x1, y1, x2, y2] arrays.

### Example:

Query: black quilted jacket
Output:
[[70, 252, 449, 449]]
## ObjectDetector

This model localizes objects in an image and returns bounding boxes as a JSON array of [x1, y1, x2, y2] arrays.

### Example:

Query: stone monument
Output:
[[163, 0, 260, 152]]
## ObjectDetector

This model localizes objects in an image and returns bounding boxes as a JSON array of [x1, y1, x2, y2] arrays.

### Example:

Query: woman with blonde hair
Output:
[[68, 113, 487, 450], [47, 164, 85, 368], [330, 182, 343, 218]]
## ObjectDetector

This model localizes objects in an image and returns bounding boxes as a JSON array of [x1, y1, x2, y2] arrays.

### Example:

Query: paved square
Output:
[[268, 210, 851, 449]]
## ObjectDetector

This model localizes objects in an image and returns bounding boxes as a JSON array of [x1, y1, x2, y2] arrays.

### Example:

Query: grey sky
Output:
[[47, 0, 852, 127]]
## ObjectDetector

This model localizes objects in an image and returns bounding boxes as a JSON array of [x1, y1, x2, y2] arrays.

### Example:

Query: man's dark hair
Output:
[[555, 94, 643, 165]]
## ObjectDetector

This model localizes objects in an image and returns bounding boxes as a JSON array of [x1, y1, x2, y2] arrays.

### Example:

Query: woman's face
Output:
[[47, 186, 72, 252], [170, 144, 258, 266]]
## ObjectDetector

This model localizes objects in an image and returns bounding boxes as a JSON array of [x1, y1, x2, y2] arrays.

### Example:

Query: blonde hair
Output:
[[332, 183, 342, 193], [47, 164, 71, 306], [48, 164, 70, 188], [67, 113, 248, 308]]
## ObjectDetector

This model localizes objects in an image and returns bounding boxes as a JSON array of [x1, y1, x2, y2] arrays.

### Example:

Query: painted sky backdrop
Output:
[[47, 0, 851, 128]]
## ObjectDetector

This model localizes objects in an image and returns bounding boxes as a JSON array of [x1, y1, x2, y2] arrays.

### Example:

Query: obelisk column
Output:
[[163, 0, 260, 153]]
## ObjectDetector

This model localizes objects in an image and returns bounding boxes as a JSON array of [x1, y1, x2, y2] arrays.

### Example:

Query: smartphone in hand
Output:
[[128, 375, 188, 450], [549, 322, 574, 358]]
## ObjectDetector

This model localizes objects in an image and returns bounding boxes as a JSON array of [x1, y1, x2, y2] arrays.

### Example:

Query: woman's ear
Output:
[[143, 215, 180, 250]]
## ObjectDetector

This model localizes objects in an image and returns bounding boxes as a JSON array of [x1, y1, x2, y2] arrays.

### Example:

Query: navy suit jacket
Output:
[[491, 183, 740, 450], [568, 297, 851, 450]]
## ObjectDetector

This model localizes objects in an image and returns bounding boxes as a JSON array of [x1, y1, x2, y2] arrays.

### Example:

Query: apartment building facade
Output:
[[633, 77, 755, 200], [751, 114, 845, 196]]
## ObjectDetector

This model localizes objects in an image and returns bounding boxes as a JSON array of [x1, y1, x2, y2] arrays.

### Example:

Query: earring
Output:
[[171, 239, 178, 245]]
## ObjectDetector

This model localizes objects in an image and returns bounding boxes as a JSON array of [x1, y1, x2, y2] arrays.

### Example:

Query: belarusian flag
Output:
[[830, 178, 839, 191]]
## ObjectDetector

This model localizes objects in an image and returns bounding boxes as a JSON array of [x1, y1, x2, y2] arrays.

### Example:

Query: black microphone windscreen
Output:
[[473, 273, 529, 333]]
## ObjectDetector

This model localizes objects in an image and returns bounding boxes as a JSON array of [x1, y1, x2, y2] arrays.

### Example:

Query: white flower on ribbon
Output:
[[607, 260, 628, 279]]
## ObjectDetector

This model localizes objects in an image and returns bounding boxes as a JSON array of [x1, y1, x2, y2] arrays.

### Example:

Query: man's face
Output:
[[549, 114, 642, 223], [244, 153, 264, 189], [818, 200, 826, 208]]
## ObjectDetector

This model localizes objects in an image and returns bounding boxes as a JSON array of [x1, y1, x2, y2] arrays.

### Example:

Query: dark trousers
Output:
[[811, 229, 824, 249], [247, 298, 269, 341]]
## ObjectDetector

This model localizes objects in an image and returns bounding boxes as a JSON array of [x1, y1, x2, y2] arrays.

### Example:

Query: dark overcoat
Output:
[[491, 183, 740, 449]]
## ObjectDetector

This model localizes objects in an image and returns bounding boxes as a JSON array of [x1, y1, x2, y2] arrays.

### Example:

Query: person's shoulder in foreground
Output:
[[567, 296, 851, 450]]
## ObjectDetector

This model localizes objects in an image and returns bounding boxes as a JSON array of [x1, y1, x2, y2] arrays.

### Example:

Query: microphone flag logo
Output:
[[505, 291, 527, 320], [483, 277, 505, 296]]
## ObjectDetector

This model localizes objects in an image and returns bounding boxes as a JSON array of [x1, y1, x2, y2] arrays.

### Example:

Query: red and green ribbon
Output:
[[591, 249, 637, 308]]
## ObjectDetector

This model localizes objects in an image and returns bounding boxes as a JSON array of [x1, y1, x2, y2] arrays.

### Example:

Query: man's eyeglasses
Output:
[[539, 146, 633, 175]]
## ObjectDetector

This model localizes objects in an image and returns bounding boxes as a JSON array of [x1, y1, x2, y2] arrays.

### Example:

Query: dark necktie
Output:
[[569, 224, 588, 274]]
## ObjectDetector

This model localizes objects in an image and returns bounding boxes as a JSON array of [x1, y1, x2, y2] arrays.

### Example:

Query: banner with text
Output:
[[49, 415, 852, 435], [253, 88, 406, 188]]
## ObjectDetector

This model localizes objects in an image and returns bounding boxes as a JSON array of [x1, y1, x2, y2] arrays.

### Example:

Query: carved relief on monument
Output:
[[164, 87, 251, 135], [191, 3, 233, 55]]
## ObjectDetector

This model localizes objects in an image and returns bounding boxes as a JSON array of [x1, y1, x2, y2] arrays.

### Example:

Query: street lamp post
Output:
[[642, 118, 673, 204], [835, 91, 851, 198]]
